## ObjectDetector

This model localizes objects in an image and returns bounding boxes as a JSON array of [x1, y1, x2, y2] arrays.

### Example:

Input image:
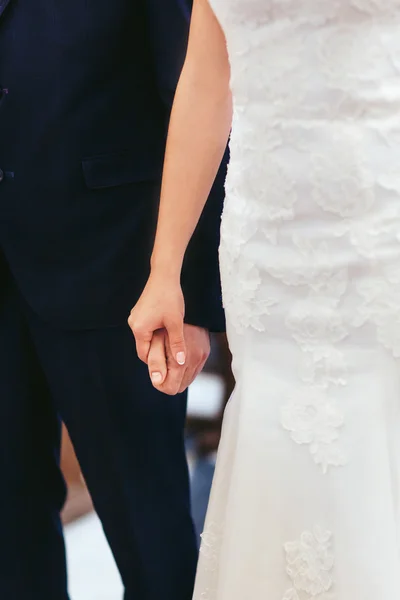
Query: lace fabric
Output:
[[194, 1, 400, 599], [283, 527, 335, 600]]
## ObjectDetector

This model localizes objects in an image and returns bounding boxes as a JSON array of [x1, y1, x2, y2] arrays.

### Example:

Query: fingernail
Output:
[[176, 352, 186, 365], [151, 372, 163, 384]]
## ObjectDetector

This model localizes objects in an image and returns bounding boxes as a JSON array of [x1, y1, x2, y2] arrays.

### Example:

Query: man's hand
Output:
[[147, 325, 210, 395]]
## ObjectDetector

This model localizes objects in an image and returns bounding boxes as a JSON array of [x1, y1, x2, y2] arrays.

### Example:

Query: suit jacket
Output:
[[0, 0, 226, 331]]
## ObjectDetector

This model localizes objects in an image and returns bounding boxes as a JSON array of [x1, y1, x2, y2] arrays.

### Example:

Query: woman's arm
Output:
[[145, 0, 228, 335], [150, 0, 231, 277], [129, 0, 232, 367]]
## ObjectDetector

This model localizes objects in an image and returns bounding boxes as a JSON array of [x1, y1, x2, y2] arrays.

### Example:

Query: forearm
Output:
[[151, 0, 232, 280]]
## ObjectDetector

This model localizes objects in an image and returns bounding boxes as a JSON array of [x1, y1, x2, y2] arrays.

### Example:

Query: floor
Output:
[[64, 372, 222, 600], [66, 513, 123, 600]]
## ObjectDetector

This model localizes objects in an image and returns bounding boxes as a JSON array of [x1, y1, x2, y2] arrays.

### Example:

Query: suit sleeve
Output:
[[145, 0, 227, 333]]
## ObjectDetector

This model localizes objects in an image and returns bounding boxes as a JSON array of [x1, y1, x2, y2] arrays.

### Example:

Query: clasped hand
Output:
[[128, 273, 210, 395]]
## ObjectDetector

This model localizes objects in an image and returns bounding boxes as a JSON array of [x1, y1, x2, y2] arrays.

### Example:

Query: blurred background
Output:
[[62, 333, 234, 600]]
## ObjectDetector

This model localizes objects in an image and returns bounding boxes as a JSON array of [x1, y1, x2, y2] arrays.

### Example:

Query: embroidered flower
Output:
[[311, 145, 375, 219], [281, 389, 346, 473], [220, 253, 277, 334], [301, 350, 347, 389], [285, 303, 348, 356], [220, 189, 259, 262], [283, 526, 336, 600], [267, 237, 348, 295], [318, 25, 385, 93]]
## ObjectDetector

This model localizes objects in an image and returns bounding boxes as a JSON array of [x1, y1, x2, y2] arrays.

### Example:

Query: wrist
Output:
[[150, 253, 183, 283]]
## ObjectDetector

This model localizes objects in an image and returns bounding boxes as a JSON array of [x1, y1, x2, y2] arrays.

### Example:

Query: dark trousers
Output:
[[0, 264, 197, 600]]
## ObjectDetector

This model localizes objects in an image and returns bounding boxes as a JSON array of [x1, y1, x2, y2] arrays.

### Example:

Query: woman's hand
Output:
[[128, 272, 187, 367]]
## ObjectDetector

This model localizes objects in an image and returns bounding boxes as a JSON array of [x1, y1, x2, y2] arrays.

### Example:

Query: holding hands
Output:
[[129, 273, 210, 395], [129, 0, 231, 395]]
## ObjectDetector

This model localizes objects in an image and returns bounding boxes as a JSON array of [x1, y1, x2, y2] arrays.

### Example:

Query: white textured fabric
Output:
[[193, 2, 400, 599]]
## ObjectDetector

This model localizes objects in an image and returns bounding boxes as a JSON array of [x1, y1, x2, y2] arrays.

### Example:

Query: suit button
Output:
[[0, 169, 4, 182]]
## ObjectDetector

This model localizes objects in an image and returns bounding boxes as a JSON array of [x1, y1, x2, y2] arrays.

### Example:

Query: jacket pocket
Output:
[[81, 150, 162, 190]]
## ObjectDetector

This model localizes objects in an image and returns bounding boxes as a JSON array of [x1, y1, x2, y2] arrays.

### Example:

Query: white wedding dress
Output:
[[193, 1, 400, 599]]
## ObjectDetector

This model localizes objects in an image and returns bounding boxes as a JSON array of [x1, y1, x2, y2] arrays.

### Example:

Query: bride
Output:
[[129, 0, 400, 598]]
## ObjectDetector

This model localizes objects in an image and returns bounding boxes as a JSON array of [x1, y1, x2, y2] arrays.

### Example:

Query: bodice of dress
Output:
[[209, 0, 400, 349], [208, 1, 400, 477], [210, 0, 400, 118]]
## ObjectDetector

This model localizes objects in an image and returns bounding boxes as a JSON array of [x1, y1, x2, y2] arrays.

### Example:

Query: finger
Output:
[[177, 347, 209, 394], [158, 340, 185, 396], [128, 315, 153, 363], [178, 361, 204, 394], [147, 330, 168, 388], [165, 316, 186, 366], [159, 366, 185, 396], [178, 368, 196, 394], [134, 334, 152, 364]]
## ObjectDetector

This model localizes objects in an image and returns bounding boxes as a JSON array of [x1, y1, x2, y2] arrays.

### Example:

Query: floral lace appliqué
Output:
[[199, 522, 222, 573], [281, 296, 348, 471], [283, 527, 336, 600], [220, 251, 277, 334], [282, 389, 346, 474]]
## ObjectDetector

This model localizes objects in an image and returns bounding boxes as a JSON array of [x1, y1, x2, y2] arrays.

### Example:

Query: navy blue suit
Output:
[[0, 1, 226, 599]]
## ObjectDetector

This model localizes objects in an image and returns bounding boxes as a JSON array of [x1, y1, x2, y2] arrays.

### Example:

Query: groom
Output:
[[0, 1, 226, 599]]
